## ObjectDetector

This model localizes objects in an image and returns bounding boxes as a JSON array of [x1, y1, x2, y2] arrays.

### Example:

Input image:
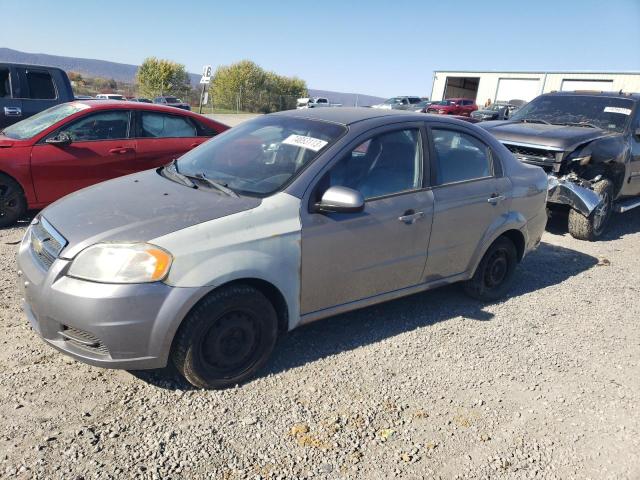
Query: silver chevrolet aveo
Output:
[[17, 108, 548, 389]]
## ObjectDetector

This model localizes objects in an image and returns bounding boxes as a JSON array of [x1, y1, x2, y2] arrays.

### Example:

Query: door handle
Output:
[[4, 107, 21, 117], [109, 147, 135, 155], [398, 210, 425, 224], [487, 193, 506, 205]]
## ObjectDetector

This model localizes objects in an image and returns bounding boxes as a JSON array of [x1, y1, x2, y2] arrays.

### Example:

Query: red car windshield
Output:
[[2, 103, 90, 140]]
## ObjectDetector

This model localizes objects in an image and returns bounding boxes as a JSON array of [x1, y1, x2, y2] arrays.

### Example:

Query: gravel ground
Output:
[[1, 209, 639, 480]]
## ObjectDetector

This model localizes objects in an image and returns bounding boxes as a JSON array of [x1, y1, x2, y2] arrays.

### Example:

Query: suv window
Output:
[[462, 100, 472, 106], [140, 112, 197, 138], [409, 97, 422, 104], [0, 68, 10, 98], [25, 70, 56, 100], [327, 129, 423, 199], [62, 111, 130, 141], [432, 129, 491, 185]]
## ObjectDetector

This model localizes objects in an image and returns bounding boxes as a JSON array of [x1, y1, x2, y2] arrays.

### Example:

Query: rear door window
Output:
[[140, 112, 197, 138], [0, 68, 11, 98], [25, 70, 57, 100], [432, 129, 492, 185]]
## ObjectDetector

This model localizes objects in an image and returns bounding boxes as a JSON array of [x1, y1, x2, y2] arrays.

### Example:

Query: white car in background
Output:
[[296, 97, 341, 109], [372, 96, 423, 110], [95, 94, 125, 100]]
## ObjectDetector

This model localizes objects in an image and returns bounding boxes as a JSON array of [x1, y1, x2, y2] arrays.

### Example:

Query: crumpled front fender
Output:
[[547, 175, 602, 217]]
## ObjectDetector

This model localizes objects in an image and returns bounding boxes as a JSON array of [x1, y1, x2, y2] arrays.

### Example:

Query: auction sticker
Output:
[[282, 134, 328, 152], [604, 106, 632, 115]]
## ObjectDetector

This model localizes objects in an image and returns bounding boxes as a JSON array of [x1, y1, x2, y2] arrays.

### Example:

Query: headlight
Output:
[[68, 243, 172, 283]]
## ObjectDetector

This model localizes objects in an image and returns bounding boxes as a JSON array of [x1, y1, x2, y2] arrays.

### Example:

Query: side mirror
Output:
[[45, 131, 72, 146], [314, 186, 364, 214]]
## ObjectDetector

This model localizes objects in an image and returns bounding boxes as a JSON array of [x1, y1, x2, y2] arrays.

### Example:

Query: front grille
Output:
[[29, 218, 66, 270], [503, 143, 558, 166], [59, 325, 110, 356]]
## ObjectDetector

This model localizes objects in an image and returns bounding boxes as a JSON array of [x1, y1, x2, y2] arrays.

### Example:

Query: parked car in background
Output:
[[129, 97, 152, 103], [74, 95, 94, 100], [153, 96, 191, 110], [481, 91, 640, 240], [0, 63, 74, 129], [411, 100, 434, 112], [0, 100, 228, 226], [471, 103, 520, 121], [371, 96, 423, 110], [296, 97, 342, 109], [427, 98, 478, 116], [95, 94, 125, 100], [17, 108, 547, 388]]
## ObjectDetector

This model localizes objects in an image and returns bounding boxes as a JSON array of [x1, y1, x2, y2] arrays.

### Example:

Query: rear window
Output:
[[25, 70, 56, 100], [140, 112, 197, 138]]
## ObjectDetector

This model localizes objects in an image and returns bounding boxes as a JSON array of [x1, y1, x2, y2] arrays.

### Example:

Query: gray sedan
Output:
[[17, 108, 548, 389]]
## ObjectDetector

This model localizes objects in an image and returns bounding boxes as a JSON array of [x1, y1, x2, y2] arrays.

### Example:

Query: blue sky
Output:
[[1, 0, 639, 97]]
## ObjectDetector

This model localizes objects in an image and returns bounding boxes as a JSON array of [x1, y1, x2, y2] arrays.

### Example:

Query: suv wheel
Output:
[[172, 284, 278, 389], [464, 236, 518, 301], [0, 174, 27, 228], [567, 178, 614, 241]]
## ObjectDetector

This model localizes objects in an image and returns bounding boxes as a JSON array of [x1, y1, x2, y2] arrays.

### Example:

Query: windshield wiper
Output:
[[517, 118, 551, 125], [186, 172, 239, 198], [557, 121, 599, 129], [162, 159, 196, 188]]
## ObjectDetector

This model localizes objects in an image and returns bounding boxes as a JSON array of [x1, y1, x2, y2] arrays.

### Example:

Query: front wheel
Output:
[[0, 174, 27, 228], [567, 178, 614, 241], [171, 284, 278, 389], [464, 237, 518, 301]]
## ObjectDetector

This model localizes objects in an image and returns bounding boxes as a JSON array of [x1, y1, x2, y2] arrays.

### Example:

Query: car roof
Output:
[[543, 91, 640, 101], [272, 107, 475, 126], [70, 100, 193, 114]]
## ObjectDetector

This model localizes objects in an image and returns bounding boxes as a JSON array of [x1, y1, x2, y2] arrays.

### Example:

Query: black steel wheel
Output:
[[0, 174, 26, 228], [464, 236, 518, 301], [172, 284, 278, 389]]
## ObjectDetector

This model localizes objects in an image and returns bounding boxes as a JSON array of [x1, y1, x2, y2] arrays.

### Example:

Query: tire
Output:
[[567, 178, 614, 241], [464, 237, 518, 301], [0, 174, 27, 228], [171, 284, 278, 389]]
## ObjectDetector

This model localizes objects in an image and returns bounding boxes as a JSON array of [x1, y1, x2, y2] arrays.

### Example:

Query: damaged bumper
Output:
[[547, 175, 603, 217]]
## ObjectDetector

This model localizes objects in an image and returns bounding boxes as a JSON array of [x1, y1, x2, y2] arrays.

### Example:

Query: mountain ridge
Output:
[[0, 48, 386, 106]]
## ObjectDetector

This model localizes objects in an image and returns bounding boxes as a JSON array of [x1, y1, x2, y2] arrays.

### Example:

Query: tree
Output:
[[136, 57, 191, 99], [210, 60, 307, 113]]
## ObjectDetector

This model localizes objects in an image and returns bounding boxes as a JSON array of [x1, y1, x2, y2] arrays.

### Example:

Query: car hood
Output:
[[40, 169, 261, 259], [480, 121, 617, 150]]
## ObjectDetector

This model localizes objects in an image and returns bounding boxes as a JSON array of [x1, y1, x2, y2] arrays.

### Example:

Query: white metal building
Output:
[[430, 71, 640, 105]]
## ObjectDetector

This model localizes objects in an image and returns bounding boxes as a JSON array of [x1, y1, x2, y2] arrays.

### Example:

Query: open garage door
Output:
[[444, 77, 479, 100], [561, 79, 614, 92], [495, 78, 541, 104]]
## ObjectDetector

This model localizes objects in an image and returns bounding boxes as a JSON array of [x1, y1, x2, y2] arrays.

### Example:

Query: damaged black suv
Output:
[[481, 92, 640, 240]]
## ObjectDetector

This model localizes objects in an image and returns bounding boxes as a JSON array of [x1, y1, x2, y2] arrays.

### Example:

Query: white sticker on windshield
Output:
[[604, 106, 632, 115], [282, 134, 328, 152]]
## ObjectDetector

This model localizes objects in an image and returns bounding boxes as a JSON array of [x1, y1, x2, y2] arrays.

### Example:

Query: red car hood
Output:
[[0, 134, 30, 148]]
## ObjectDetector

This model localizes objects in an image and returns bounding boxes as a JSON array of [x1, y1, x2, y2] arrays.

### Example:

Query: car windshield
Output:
[[510, 95, 635, 132], [174, 116, 346, 196], [164, 97, 181, 103], [487, 104, 505, 111], [2, 103, 90, 140], [434, 100, 454, 106]]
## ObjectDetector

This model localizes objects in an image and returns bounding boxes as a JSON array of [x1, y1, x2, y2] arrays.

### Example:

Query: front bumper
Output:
[[17, 230, 205, 370], [546, 175, 603, 217]]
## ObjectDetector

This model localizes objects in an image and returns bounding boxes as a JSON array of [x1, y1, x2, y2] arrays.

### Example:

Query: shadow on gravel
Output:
[[546, 206, 640, 240], [134, 241, 597, 390]]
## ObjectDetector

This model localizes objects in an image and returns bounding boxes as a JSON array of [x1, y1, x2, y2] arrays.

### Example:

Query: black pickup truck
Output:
[[0, 63, 74, 129], [481, 91, 640, 240]]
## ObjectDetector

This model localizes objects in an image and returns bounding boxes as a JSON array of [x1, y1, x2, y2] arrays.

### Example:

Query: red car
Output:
[[426, 98, 478, 116], [0, 101, 228, 226]]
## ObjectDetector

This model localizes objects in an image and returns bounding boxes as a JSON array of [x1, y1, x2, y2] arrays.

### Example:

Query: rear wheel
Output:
[[567, 178, 614, 241], [171, 284, 278, 389], [464, 237, 518, 301], [0, 174, 27, 228]]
